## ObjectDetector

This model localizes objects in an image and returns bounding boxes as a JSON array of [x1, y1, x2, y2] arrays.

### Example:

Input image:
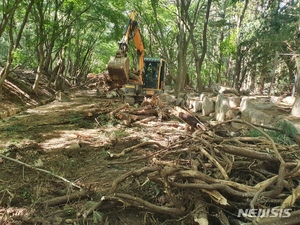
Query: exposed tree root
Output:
[[108, 141, 164, 159], [102, 193, 186, 216], [43, 190, 92, 207], [81, 117, 300, 224]]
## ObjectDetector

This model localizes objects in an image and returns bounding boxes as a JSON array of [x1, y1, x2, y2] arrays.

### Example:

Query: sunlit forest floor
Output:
[[0, 88, 191, 224], [1, 73, 300, 225]]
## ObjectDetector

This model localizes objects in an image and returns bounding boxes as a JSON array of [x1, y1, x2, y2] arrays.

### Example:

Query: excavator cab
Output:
[[143, 58, 165, 89], [123, 58, 166, 100]]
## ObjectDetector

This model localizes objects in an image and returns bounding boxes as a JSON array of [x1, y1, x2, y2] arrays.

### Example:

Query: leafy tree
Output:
[[0, 0, 34, 99], [0, 0, 299, 102]]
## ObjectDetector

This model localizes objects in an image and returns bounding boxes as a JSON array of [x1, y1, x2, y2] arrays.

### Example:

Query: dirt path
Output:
[[0, 91, 187, 224]]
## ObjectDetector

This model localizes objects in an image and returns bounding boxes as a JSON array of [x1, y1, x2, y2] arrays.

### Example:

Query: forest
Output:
[[1, 0, 300, 225], [0, 0, 299, 98]]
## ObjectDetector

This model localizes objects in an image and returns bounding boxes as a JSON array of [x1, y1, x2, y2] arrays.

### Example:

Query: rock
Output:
[[241, 108, 272, 125], [228, 96, 241, 108], [240, 96, 257, 111], [211, 83, 240, 95], [215, 94, 229, 122], [290, 97, 300, 117], [239, 89, 250, 96], [282, 96, 295, 105], [225, 109, 234, 120], [199, 93, 206, 101], [159, 93, 176, 105], [187, 97, 202, 112], [164, 85, 174, 94], [202, 96, 215, 116], [240, 96, 274, 111], [270, 96, 281, 103], [178, 92, 186, 99]]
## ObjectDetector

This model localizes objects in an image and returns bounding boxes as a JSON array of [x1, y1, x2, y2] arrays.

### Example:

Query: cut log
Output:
[[171, 106, 206, 130]]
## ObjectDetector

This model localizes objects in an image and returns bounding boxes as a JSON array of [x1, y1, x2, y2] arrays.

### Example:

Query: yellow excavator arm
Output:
[[107, 10, 145, 87]]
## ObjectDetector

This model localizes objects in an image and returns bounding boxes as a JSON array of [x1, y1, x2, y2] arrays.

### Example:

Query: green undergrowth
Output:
[[63, 111, 95, 128], [245, 120, 298, 145]]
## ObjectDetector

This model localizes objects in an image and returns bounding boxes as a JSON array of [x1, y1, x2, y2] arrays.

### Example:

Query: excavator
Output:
[[106, 10, 166, 101]]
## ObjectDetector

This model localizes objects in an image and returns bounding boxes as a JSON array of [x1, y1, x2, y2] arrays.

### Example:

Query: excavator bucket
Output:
[[107, 56, 129, 86]]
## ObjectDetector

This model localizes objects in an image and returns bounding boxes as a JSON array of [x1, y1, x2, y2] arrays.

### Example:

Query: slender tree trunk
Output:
[[249, 65, 256, 92], [217, 0, 227, 84], [217, 30, 224, 84], [268, 52, 279, 96], [0, 18, 14, 87], [33, 1, 45, 95], [174, 0, 189, 97], [196, 0, 212, 93], [291, 57, 300, 117], [233, 0, 249, 89], [257, 67, 266, 95], [0, 0, 33, 99], [0, 0, 22, 37], [44, 1, 60, 75]]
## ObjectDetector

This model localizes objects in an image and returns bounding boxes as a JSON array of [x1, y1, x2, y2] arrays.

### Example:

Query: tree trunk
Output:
[[268, 52, 279, 96], [233, 0, 249, 89], [0, 33, 14, 98], [216, 0, 227, 84], [0, 0, 22, 37], [196, 0, 212, 93], [174, 0, 189, 97], [291, 57, 300, 117], [0, 0, 32, 99], [217, 30, 224, 84], [32, 0, 45, 95]]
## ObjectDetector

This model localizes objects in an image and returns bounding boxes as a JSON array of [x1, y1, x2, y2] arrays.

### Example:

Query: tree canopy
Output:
[[0, 0, 299, 97]]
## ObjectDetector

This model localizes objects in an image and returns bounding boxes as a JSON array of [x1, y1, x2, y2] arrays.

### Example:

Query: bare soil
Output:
[[0, 86, 190, 224]]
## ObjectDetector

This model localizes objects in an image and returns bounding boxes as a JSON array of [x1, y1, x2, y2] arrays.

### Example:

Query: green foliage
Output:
[[220, 31, 237, 57], [96, 114, 110, 126], [20, 187, 32, 200], [277, 119, 298, 139], [66, 112, 94, 128], [0, 0, 299, 95], [150, 0, 159, 10], [245, 120, 298, 146], [1, 124, 25, 133], [113, 130, 127, 138], [245, 129, 293, 145], [12, 49, 26, 66], [93, 211, 104, 224]]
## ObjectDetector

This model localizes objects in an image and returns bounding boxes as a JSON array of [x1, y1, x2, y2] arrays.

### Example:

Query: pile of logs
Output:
[[108, 95, 207, 131], [86, 71, 122, 91]]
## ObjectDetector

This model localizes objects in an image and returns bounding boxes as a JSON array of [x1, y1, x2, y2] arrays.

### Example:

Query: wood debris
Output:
[[82, 118, 300, 224]]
